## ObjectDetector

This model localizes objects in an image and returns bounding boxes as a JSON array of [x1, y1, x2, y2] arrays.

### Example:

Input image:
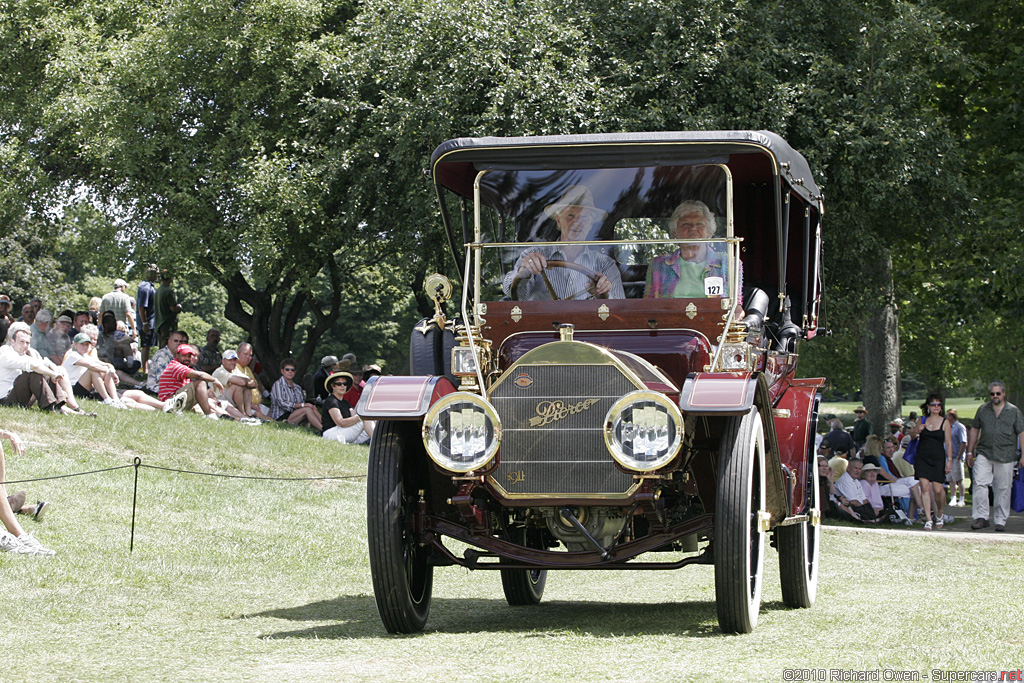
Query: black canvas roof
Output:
[[431, 130, 821, 205]]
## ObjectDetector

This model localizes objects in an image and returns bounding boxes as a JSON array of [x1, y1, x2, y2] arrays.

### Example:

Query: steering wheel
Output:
[[509, 259, 608, 301]]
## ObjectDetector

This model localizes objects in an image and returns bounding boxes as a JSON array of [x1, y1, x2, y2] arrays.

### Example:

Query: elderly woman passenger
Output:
[[645, 200, 741, 302]]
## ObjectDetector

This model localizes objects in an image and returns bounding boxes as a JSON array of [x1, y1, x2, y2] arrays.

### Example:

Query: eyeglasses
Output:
[[928, 401, 942, 406], [991, 391, 1003, 396], [283, 368, 296, 373]]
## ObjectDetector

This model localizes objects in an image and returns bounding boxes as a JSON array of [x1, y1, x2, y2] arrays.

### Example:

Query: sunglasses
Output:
[[283, 368, 296, 372], [991, 391, 1003, 396], [928, 401, 942, 406]]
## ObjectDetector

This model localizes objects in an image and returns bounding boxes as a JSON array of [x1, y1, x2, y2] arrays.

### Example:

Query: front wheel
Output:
[[714, 407, 767, 634], [500, 527, 548, 606], [367, 420, 433, 633], [777, 457, 820, 608]]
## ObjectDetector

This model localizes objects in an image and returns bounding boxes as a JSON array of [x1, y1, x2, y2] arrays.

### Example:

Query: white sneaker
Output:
[[15, 533, 56, 556], [240, 417, 262, 426], [162, 392, 187, 413], [0, 531, 30, 554], [103, 397, 122, 409]]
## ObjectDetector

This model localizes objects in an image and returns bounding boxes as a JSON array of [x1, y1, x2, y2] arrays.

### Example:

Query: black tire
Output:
[[714, 407, 767, 634], [409, 320, 456, 378], [367, 420, 433, 633], [778, 455, 820, 608], [500, 528, 547, 606]]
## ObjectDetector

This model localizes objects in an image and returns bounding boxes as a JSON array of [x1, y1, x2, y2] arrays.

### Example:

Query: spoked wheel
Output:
[[367, 420, 433, 633], [714, 407, 767, 634], [500, 527, 548, 606], [778, 453, 820, 608]]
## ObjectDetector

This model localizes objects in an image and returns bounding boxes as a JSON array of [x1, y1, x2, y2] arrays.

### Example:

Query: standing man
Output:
[[966, 381, 1024, 532], [851, 405, 872, 451], [99, 278, 134, 335], [946, 408, 968, 507], [154, 271, 182, 350], [136, 266, 157, 371]]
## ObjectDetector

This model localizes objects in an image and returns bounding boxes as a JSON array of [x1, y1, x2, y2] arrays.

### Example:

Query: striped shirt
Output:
[[502, 246, 624, 300], [270, 377, 305, 419]]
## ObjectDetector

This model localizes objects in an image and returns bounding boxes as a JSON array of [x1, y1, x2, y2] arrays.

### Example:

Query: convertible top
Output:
[[431, 130, 821, 205]]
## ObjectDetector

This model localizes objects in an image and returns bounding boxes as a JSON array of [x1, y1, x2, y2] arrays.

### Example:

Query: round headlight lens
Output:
[[423, 392, 501, 473], [604, 391, 683, 472]]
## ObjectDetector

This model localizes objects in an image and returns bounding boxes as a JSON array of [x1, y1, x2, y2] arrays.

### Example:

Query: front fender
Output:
[[679, 371, 757, 415], [356, 375, 458, 420]]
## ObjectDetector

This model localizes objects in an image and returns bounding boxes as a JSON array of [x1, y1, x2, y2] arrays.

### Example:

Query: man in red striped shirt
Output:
[[158, 344, 224, 416]]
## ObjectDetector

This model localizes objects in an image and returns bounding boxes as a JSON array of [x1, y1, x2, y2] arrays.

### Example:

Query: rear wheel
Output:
[[714, 407, 767, 634], [500, 527, 547, 606], [778, 455, 820, 608], [367, 420, 433, 633]]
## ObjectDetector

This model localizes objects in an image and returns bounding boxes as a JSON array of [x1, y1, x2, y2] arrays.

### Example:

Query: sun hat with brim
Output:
[[854, 406, 867, 413], [542, 185, 608, 220], [861, 463, 881, 473], [325, 371, 354, 392]]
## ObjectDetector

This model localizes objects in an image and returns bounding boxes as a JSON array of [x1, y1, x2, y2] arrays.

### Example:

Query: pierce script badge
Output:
[[529, 398, 600, 427]]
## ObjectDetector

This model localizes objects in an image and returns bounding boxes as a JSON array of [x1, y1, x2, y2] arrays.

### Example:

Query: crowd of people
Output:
[[817, 383, 1024, 533], [0, 277, 381, 557]]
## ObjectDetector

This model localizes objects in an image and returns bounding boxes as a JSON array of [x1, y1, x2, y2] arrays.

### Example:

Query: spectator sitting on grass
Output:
[[312, 355, 338, 404], [270, 358, 322, 431], [63, 333, 165, 411], [0, 427, 55, 556], [0, 322, 89, 416], [235, 343, 271, 420], [197, 328, 222, 374], [859, 463, 890, 521], [29, 309, 55, 360], [213, 350, 254, 415], [832, 457, 876, 522], [158, 344, 227, 418], [145, 330, 188, 395], [96, 311, 141, 385], [48, 314, 73, 365], [320, 371, 374, 444]]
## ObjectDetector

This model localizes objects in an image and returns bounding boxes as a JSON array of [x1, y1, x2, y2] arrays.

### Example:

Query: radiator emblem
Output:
[[507, 470, 525, 484], [529, 398, 601, 427], [514, 373, 534, 389]]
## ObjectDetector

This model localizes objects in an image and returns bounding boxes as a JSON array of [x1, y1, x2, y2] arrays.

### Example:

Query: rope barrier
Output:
[[2, 458, 368, 552]]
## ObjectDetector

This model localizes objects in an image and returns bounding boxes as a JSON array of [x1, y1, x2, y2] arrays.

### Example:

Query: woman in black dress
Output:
[[910, 393, 953, 530]]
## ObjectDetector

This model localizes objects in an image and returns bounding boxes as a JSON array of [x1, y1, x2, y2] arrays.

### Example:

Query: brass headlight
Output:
[[423, 392, 501, 473], [603, 391, 683, 472]]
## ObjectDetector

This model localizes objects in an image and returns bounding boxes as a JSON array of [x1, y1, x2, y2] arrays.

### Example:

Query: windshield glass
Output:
[[463, 164, 735, 302]]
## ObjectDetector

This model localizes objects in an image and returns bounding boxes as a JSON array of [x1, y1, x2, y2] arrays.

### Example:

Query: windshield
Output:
[[455, 164, 737, 302]]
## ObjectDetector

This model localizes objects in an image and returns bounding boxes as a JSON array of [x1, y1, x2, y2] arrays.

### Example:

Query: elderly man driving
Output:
[[502, 185, 624, 301]]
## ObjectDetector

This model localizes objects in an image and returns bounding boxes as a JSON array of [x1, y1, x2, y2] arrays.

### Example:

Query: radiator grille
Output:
[[489, 364, 637, 497]]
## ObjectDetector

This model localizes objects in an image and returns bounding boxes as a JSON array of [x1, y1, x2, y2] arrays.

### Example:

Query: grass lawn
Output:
[[821, 397, 985, 422], [2, 405, 1022, 683]]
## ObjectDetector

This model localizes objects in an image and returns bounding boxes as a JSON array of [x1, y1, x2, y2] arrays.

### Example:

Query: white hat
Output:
[[543, 185, 608, 220]]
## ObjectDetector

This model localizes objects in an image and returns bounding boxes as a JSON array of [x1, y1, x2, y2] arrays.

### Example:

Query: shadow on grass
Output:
[[247, 594, 796, 640]]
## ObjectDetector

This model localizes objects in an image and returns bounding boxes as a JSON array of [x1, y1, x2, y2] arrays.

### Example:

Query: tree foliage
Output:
[[1, 0, 1016, 403]]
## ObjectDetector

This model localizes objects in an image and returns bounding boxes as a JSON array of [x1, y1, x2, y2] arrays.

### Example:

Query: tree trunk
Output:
[[857, 250, 901, 436]]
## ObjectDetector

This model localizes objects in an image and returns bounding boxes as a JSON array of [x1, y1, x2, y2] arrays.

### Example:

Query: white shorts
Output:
[[880, 477, 917, 499], [323, 423, 370, 444]]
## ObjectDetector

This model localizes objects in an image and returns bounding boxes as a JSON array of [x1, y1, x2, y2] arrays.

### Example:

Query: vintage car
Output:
[[358, 131, 825, 634]]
